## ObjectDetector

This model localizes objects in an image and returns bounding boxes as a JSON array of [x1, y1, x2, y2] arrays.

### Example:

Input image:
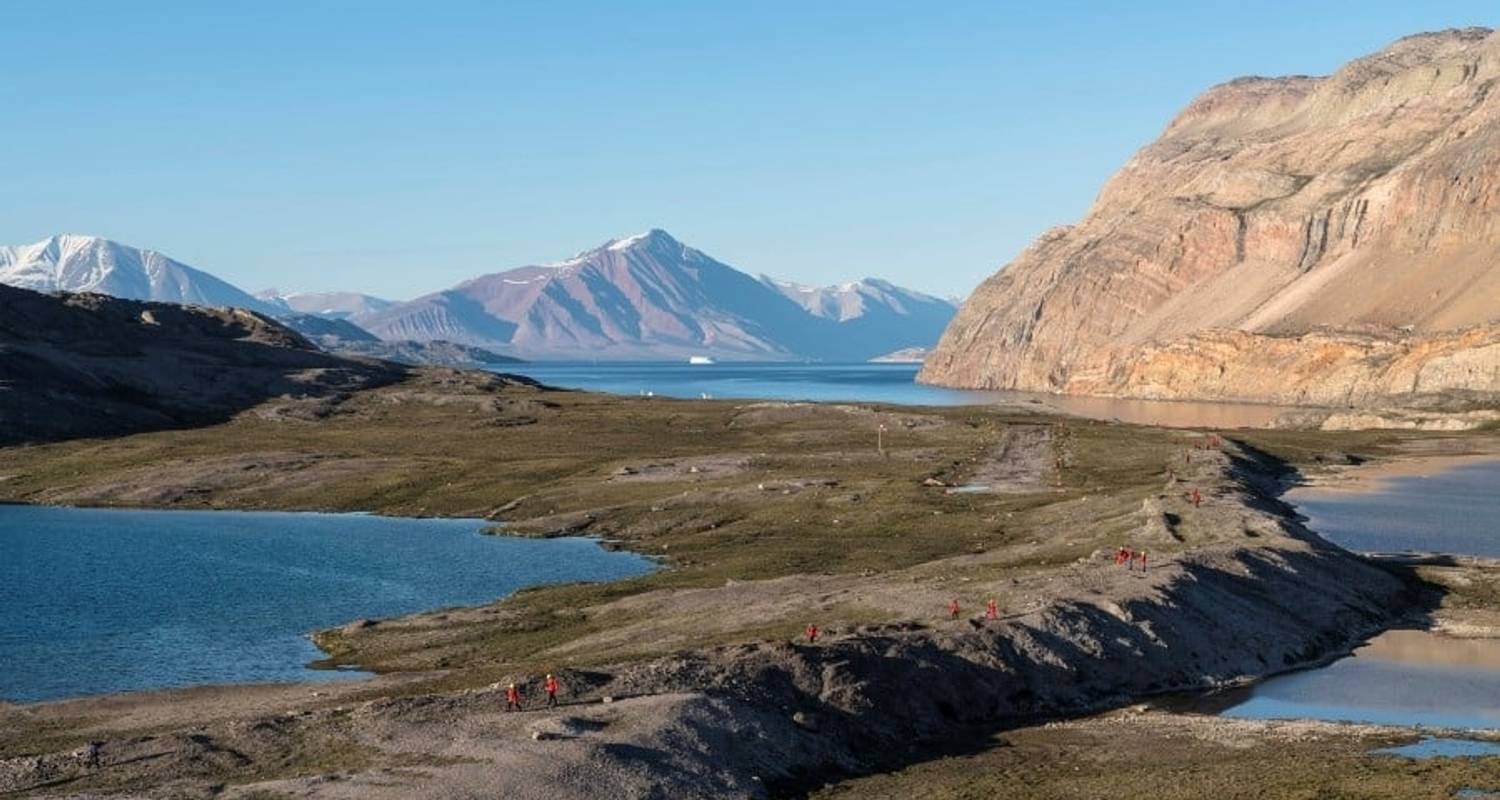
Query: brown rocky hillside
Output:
[[921, 28, 1500, 407]]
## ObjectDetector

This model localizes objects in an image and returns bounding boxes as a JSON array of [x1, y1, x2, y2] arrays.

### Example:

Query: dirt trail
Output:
[[951, 424, 1054, 493]]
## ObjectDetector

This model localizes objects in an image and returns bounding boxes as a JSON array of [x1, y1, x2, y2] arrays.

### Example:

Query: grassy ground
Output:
[[813, 712, 1500, 800], [4, 371, 1492, 797], [0, 372, 1440, 685]]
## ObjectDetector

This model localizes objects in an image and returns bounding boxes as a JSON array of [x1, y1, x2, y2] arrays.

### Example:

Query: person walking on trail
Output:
[[505, 682, 522, 712], [1135, 549, 1148, 572], [544, 674, 561, 709], [805, 624, 819, 643], [1191, 488, 1202, 508], [986, 599, 999, 620], [949, 599, 961, 619], [1115, 545, 1130, 566]]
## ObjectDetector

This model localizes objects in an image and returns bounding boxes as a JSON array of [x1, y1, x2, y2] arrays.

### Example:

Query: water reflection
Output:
[[1288, 460, 1500, 557], [1219, 630, 1500, 730]]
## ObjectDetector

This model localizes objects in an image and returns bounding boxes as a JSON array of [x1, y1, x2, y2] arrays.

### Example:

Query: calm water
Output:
[[0, 506, 654, 702], [1287, 460, 1500, 557], [1218, 460, 1500, 729], [1220, 630, 1500, 729], [502, 362, 1299, 428], [1376, 736, 1500, 759]]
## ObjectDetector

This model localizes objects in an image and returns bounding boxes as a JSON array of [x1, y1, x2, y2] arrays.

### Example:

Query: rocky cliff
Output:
[[922, 28, 1500, 407]]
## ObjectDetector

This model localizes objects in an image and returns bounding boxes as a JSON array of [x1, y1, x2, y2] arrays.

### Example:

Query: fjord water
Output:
[[1220, 459, 1500, 730], [504, 362, 1297, 428], [0, 506, 653, 703]]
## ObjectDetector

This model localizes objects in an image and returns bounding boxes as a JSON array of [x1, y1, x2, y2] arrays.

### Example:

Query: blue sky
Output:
[[2, 2, 1493, 300]]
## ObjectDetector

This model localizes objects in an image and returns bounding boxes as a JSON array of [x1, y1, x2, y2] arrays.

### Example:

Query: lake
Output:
[[1215, 458, 1500, 731], [1219, 629, 1500, 730], [502, 362, 1300, 428], [0, 506, 654, 703], [1287, 459, 1500, 557]]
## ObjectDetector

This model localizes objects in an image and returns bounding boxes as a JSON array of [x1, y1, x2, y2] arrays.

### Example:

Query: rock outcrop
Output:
[[922, 28, 1500, 407], [0, 285, 404, 445]]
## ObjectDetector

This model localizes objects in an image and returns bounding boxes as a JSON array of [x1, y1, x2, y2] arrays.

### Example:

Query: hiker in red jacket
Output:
[[949, 599, 961, 619], [805, 624, 819, 643], [1192, 488, 1202, 508], [544, 674, 561, 708], [505, 682, 522, 712], [986, 599, 999, 620]]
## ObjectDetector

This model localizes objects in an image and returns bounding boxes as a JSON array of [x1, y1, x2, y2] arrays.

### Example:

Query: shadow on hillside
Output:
[[740, 444, 1448, 797], [0, 286, 411, 447]]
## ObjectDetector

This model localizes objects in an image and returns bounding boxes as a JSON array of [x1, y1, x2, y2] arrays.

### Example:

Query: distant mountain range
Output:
[[0, 231, 955, 362], [356, 229, 956, 360], [256, 290, 394, 320]]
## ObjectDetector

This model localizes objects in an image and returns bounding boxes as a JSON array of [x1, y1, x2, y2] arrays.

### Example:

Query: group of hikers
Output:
[[1115, 545, 1148, 571], [502, 673, 562, 712]]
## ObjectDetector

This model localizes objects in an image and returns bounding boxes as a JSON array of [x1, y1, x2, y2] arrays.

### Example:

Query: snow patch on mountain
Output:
[[0, 235, 277, 313]]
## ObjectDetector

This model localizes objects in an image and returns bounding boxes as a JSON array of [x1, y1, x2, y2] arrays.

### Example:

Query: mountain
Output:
[[258, 290, 394, 320], [358, 229, 954, 361], [921, 28, 1500, 407], [869, 347, 933, 364], [0, 284, 402, 445], [326, 339, 523, 368], [0, 235, 279, 315], [759, 276, 956, 360], [275, 313, 381, 345], [1, 231, 952, 363]]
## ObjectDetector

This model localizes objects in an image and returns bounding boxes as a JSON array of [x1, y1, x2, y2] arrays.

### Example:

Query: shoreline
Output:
[[3, 375, 1496, 797], [0, 504, 652, 708], [1, 439, 1424, 797]]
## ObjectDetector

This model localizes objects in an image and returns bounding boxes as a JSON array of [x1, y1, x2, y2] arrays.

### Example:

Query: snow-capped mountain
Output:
[[1, 231, 955, 362], [760, 276, 952, 322], [0, 234, 279, 314], [257, 290, 394, 320], [758, 276, 956, 358], [357, 229, 956, 361]]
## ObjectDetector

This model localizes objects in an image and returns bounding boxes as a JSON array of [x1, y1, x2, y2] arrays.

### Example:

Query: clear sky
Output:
[[3, 2, 1494, 301]]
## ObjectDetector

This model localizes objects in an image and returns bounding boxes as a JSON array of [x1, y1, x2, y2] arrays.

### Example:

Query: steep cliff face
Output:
[[922, 28, 1500, 405]]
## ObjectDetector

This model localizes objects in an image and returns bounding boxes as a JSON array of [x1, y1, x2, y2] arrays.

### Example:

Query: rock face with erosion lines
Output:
[[922, 28, 1500, 408]]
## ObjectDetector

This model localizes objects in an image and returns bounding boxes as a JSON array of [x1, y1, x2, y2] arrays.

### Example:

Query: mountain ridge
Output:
[[1, 231, 952, 363], [921, 27, 1500, 407], [358, 229, 956, 361], [0, 235, 279, 315]]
